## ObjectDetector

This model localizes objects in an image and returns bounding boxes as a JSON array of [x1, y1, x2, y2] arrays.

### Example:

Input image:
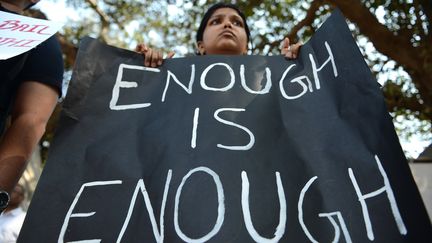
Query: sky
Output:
[[37, 1, 77, 23], [35, 1, 429, 159]]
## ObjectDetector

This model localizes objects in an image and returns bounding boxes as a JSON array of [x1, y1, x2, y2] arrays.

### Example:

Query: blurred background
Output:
[[19, 0, 430, 219]]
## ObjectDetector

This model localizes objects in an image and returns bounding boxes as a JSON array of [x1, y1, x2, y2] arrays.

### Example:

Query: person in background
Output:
[[0, 0, 64, 214], [135, 2, 302, 67], [0, 184, 26, 243]]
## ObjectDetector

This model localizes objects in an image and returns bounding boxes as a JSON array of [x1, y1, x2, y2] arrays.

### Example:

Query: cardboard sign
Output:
[[19, 9, 431, 242], [0, 10, 63, 60]]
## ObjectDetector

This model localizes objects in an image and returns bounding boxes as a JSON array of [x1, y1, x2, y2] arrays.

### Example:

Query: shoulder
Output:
[[18, 35, 65, 96], [27, 35, 64, 72], [28, 35, 63, 62]]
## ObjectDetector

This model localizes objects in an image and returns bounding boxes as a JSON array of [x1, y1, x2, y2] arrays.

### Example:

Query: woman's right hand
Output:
[[280, 37, 302, 59], [135, 43, 175, 67]]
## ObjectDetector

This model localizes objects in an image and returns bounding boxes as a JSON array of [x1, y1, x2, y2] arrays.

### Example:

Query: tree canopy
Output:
[[33, 0, 431, 158]]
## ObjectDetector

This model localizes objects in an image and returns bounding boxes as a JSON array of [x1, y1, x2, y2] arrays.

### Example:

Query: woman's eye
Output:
[[233, 20, 243, 26], [210, 19, 220, 25]]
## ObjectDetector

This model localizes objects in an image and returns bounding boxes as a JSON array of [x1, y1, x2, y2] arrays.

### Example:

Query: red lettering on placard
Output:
[[0, 20, 20, 30], [0, 20, 51, 35], [0, 37, 40, 47], [12, 23, 30, 32], [35, 25, 50, 35]]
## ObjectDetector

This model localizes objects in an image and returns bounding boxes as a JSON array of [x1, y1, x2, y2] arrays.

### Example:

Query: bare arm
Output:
[[0, 81, 58, 193]]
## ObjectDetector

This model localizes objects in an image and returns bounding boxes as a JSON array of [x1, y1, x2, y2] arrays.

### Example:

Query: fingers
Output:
[[142, 48, 162, 67], [151, 49, 161, 67], [144, 48, 152, 67], [157, 51, 163, 66], [135, 43, 147, 53], [166, 51, 175, 59], [291, 42, 302, 59], [136, 43, 174, 67], [282, 37, 290, 52], [281, 37, 302, 59], [135, 44, 142, 52], [280, 37, 290, 55]]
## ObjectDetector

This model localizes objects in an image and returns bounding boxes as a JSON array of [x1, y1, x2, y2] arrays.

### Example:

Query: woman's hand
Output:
[[136, 43, 175, 67], [280, 37, 302, 59]]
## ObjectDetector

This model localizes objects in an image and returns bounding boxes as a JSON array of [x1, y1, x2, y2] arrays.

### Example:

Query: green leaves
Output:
[[40, 0, 431, 157]]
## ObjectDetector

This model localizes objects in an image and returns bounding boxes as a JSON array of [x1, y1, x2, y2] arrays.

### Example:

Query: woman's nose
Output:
[[223, 20, 233, 28]]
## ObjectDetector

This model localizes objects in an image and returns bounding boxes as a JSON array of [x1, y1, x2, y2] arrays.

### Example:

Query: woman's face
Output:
[[198, 8, 248, 55]]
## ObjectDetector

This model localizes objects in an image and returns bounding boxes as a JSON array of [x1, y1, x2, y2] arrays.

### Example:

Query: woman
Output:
[[136, 3, 301, 67]]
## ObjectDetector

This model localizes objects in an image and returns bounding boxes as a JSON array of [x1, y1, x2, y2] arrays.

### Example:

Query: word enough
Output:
[[58, 155, 407, 243], [110, 42, 338, 111]]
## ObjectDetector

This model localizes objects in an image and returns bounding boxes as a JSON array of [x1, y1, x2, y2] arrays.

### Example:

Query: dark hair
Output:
[[196, 3, 251, 48]]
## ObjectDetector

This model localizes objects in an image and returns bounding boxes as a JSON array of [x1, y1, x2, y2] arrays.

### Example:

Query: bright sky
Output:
[[36, 1, 429, 159], [37, 1, 78, 23]]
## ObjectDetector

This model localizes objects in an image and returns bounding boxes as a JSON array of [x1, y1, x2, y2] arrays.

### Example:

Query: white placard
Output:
[[0, 10, 63, 60]]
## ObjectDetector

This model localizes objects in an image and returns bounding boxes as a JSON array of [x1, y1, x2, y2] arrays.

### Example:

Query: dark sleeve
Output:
[[17, 35, 64, 97]]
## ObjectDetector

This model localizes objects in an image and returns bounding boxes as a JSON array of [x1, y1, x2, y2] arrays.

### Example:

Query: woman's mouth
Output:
[[220, 31, 236, 38]]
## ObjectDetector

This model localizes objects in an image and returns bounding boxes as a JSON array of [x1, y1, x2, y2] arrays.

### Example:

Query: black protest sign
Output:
[[19, 9, 431, 242]]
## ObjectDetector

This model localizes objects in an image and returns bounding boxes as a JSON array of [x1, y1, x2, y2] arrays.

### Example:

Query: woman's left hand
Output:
[[135, 43, 175, 67], [281, 37, 302, 59]]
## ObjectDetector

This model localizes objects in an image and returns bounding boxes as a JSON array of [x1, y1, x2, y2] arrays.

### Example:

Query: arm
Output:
[[0, 81, 58, 193]]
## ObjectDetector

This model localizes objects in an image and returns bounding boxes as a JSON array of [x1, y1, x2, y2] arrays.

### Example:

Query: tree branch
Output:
[[382, 82, 431, 120], [84, 0, 109, 41], [85, 0, 111, 23], [413, 0, 429, 40], [287, 0, 322, 41], [261, 1, 323, 55], [57, 34, 78, 69], [418, 0, 432, 39], [324, 0, 418, 71], [84, 0, 130, 41]]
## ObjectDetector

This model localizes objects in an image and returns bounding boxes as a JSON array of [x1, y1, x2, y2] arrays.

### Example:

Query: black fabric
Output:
[[0, 4, 64, 133], [20, 10, 431, 243], [14, 35, 64, 95], [0, 52, 28, 134]]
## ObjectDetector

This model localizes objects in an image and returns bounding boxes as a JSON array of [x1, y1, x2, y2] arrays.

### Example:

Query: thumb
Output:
[[135, 43, 148, 53], [166, 51, 175, 58], [283, 37, 290, 49]]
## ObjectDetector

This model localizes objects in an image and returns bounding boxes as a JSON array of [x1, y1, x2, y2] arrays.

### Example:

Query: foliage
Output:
[[36, 0, 431, 159]]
